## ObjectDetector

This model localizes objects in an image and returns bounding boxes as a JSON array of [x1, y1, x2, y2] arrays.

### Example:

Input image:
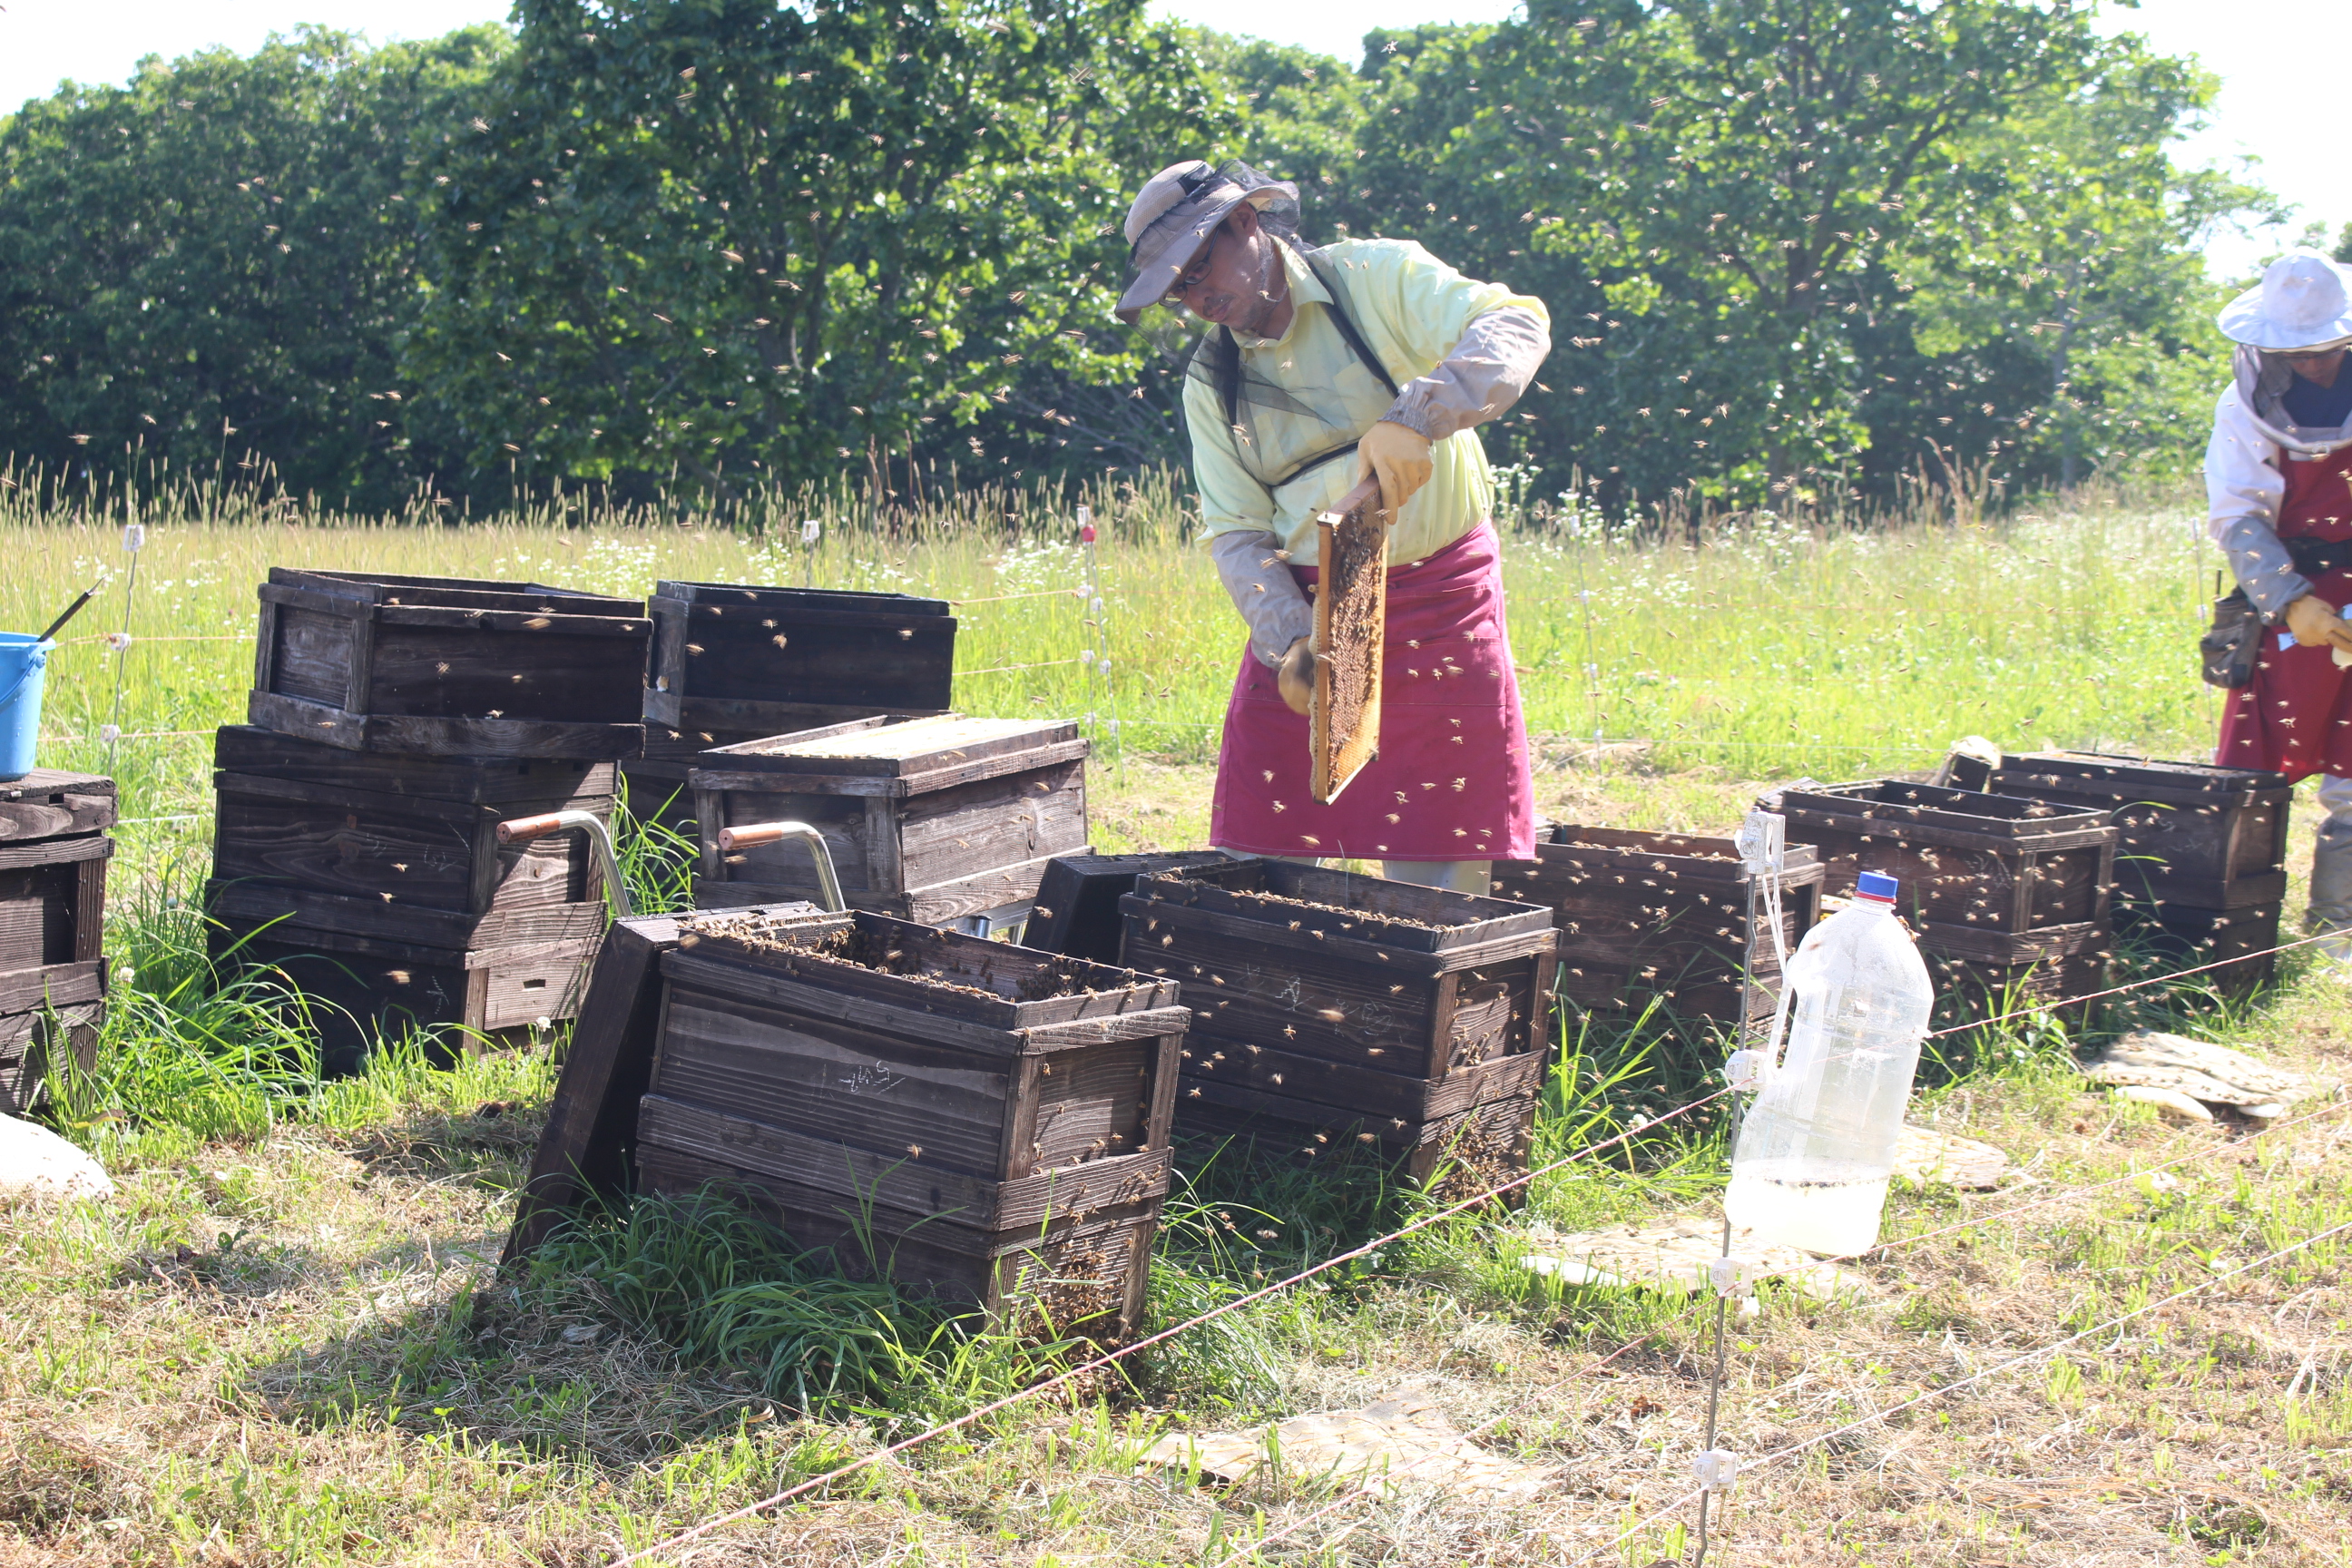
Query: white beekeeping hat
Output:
[[2219, 250, 2352, 351]]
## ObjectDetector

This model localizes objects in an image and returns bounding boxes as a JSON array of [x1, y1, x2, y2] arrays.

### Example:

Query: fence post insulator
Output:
[[1693, 1448, 1740, 1490]]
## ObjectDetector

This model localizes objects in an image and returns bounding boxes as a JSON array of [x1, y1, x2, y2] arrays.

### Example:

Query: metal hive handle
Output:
[[496, 808, 635, 918], [715, 819, 846, 912]]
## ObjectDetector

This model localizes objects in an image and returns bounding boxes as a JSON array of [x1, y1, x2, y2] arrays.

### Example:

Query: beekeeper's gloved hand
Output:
[[2285, 593, 2352, 654], [1357, 420, 1433, 525], [1277, 636, 1314, 716]]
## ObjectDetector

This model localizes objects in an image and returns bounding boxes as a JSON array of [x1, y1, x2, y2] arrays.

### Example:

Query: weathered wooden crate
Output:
[[504, 903, 839, 1265], [692, 714, 1090, 926], [1024, 851, 1236, 965], [210, 726, 613, 950], [1117, 859, 1558, 1182], [629, 908, 1187, 1335], [1945, 750, 2293, 910], [0, 769, 113, 1111], [1495, 826, 1823, 1031], [1771, 779, 2117, 959], [248, 569, 650, 758], [209, 920, 596, 1076], [2113, 898, 2282, 999], [1922, 926, 2114, 1034], [646, 581, 956, 736]]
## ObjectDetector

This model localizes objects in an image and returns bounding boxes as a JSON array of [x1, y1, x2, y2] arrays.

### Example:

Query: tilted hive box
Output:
[[633, 908, 1188, 1336]]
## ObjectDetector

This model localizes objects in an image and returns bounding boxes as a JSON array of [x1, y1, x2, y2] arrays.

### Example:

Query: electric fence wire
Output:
[[1194, 1081, 2352, 1566], [1559, 1213, 2352, 1566], [609, 926, 2352, 1566], [604, 1089, 1741, 1567]]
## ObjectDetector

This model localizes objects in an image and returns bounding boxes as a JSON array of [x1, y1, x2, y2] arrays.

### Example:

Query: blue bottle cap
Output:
[[1856, 870, 1899, 903]]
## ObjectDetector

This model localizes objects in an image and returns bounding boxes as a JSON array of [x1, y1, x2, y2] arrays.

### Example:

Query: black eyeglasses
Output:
[[1161, 229, 1223, 306]]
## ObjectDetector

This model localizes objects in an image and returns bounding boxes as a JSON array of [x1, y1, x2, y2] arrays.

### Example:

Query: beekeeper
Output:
[[2207, 249, 2352, 958], [1114, 161, 1551, 892]]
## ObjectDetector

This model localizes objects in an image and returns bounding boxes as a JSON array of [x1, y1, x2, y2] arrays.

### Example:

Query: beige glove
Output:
[[1357, 419, 1433, 525], [2284, 593, 2352, 657], [1277, 636, 1314, 716]]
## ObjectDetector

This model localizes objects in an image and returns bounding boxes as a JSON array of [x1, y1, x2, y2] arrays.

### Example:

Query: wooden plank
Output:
[[204, 878, 608, 951], [1178, 1032, 1543, 1121], [691, 739, 1093, 799], [0, 770, 117, 842], [213, 727, 615, 801], [1309, 476, 1387, 806], [0, 957, 106, 1014], [73, 854, 105, 964], [1130, 858, 1555, 953], [247, 690, 643, 760], [1120, 890, 1557, 979], [635, 1094, 1170, 1230], [0, 834, 110, 873]]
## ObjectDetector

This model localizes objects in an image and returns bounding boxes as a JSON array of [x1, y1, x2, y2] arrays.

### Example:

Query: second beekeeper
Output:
[[1113, 160, 1552, 892]]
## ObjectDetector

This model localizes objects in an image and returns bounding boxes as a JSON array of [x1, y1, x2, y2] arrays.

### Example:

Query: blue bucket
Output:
[[0, 632, 54, 781]]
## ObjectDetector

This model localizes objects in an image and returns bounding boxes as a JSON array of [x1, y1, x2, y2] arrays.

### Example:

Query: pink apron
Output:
[[2218, 442, 2352, 780], [1210, 521, 1536, 861]]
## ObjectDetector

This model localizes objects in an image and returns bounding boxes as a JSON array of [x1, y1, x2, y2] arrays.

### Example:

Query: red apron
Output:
[[2218, 442, 2352, 780], [1209, 521, 1536, 862]]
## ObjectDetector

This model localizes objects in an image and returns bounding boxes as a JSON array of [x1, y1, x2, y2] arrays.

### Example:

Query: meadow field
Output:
[[3, 475, 2348, 1566]]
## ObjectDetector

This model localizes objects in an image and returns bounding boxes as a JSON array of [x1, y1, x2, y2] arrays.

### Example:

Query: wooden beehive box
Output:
[[633, 908, 1187, 1335], [1924, 926, 2113, 1034], [209, 726, 614, 950], [1024, 851, 1236, 965], [692, 714, 1090, 926], [0, 769, 113, 1112], [1496, 826, 1824, 1030], [248, 569, 650, 757], [1770, 779, 2117, 960], [1118, 859, 1557, 1183], [209, 919, 598, 1077], [1945, 750, 2292, 910], [2114, 898, 2281, 999], [504, 902, 848, 1265], [646, 581, 956, 736]]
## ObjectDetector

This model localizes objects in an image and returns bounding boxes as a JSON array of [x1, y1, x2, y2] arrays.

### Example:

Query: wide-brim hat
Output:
[[2219, 250, 2352, 350], [1114, 160, 1298, 325]]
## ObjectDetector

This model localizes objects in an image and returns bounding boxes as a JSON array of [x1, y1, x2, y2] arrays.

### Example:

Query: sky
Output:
[[0, 0, 2338, 280]]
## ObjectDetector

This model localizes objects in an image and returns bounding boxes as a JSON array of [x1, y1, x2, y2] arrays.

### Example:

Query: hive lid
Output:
[[1128, 857, 1556, 955], [1771, 778, 2113, 843], [0, 769, 116, 841], [266, 567, 645, 618], [701, 714, 1080, 777], [1980, 750, 2292, 801], [654, 580, 953, 617]]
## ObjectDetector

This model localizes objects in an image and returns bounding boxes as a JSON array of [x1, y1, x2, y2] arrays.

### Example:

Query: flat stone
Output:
[[0, 1114, 114, 1201]]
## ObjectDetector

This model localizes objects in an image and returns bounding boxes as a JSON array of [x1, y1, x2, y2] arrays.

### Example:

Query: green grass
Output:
[[3, 475, 2348, 1565]]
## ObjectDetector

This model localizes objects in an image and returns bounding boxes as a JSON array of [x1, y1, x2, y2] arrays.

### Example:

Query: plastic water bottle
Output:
[[1724, 869, 1934, 1257]]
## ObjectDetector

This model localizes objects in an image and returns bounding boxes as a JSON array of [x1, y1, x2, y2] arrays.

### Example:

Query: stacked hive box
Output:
[[1770, 779, 2119, 1028], [0, 770, 113, 1113], [1119, 859, 1558, 1188], [1496, 825, 1824, 1053], [210, 571, 650, 1073], [691, 714, 1090, 936], [629, 906, 1188, 1337], [630, 582, 956, 838], [1947, 750, 2292, 997]]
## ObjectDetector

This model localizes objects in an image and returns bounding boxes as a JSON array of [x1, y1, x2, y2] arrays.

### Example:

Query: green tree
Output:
[[0, 27, 507, 506], [405, 0, 1229, 501]]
